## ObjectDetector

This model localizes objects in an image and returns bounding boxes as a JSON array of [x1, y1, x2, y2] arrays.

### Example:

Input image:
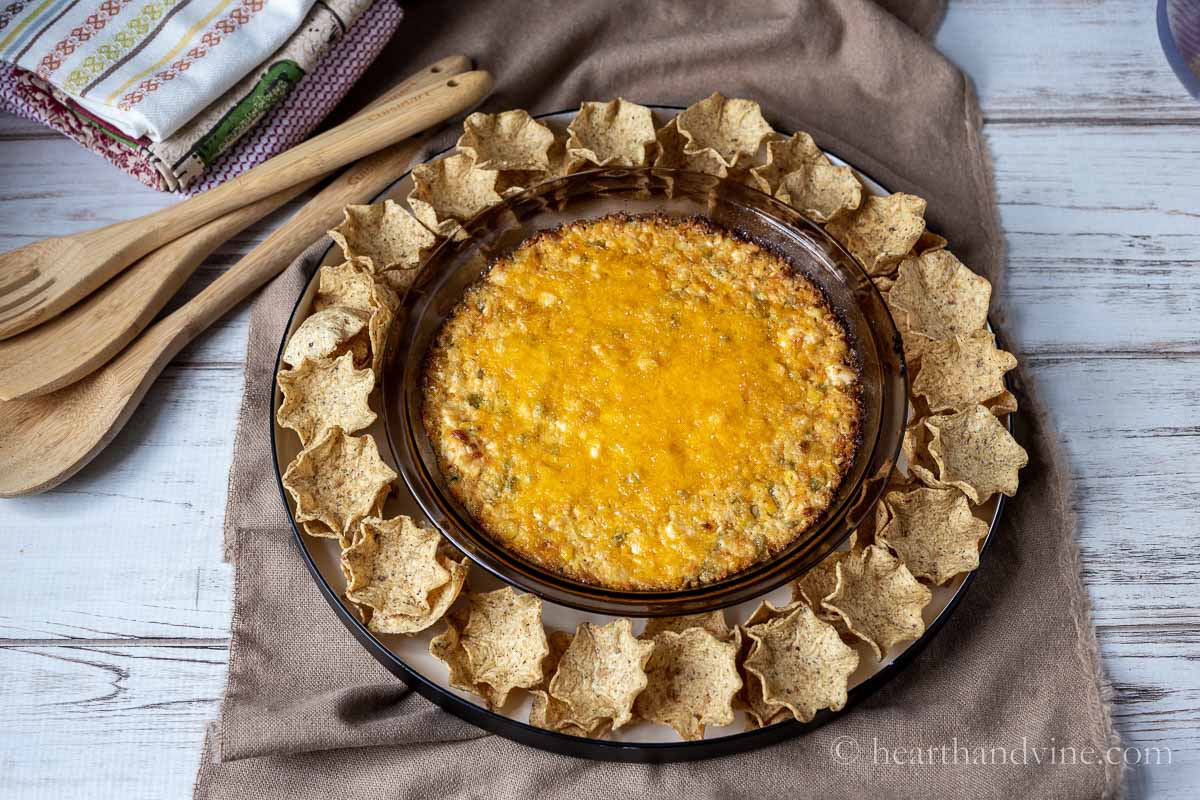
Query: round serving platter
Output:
[[271, 107, 1012, 761]]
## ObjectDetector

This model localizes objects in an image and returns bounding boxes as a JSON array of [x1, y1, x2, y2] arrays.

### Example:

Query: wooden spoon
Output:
[[0, 69, 493, 340], [0, 76, 495, 497], [0, 54, 473, 401]]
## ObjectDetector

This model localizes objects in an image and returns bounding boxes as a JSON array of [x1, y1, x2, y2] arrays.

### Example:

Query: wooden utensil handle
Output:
[[132, 71, 491, 368], [0, 57, 475, 401], [142, 70, 493, 251], [151, 138, 428, 356], [130, 55, 475, 279], [114, 55, 475, 286], [361, 55, 472, 115]]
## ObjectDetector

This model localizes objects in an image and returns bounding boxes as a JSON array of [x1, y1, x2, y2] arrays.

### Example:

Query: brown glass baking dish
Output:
[[384, 169, 907, 616]]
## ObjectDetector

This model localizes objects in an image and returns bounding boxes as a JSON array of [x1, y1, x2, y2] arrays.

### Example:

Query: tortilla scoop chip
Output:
[[850, 491, 898, 550], [344, 330, 371, 366], [458, 110, 556, 171], [891, 306, 938, 364], [366, 314, 394, 379], [408, 152, 503, 238], [302, 520, 338, 539], [633, 628, 742, 740], [791, 551, 846, 621], [342, 516, 454, 629], [542, 129, 576, 177], [652, 118, 727, 176], [378, 263, 423, 295], [317, 260, 377, 312], [328, 199, 439, 274], [823, 545, 932, 660], [549, 618, 654, 731], [888, 249, 992, 342], [430, 610, 481, 702], [488, 129, 579, 197], [748, 132, 826, 194], [282, 427, 396, 541], [489, 168, 540, 197], [926, 405, 1028, 503], [914, 229, 948, 255], [775, 162, 862, 222], [676, 92, 775, 169], [987, 389, 1019, 417], [430, 587, 548, 710], [734, 625, 789, 729], [316, 261, 400, 376], [317, 260, 401, 316], [281, 306, 368, 368], [530, 630, 607, 737], [878, 487, 989, 585], [276, 352, 375, 446], [907, 429, 955, 491], [342, 592, 373, 626], [304, 489, 385, 542], [824, 193, 927, 276], [901, 417, 933, 474], [387, 552, 468, 635], [913, 330, 1017, 412], [743, 598, 804, 628], [566, 98, 657, 168], [744, 604, 859, 723], [641, 610, 731, 642], [461, 587, 549, 707]]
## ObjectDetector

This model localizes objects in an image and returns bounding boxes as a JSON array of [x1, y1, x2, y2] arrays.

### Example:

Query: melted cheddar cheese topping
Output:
[[423, 216, 860, 590]]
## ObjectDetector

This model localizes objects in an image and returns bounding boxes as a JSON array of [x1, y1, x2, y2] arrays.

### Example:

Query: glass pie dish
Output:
[[384, 168, 907, 616]]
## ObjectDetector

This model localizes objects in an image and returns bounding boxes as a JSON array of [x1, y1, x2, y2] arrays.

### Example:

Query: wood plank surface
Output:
[[0, 643, 225, 800], [1, 1, 1199, 797], [943, 0, 1199, 124]]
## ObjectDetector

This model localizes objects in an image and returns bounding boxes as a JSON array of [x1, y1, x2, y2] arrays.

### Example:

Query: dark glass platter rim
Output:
[[271, 106, 1013, 762]]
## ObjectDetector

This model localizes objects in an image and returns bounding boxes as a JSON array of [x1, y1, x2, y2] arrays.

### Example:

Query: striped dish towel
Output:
[[0, 0, 403, 190], [0, 0, 317, 141]]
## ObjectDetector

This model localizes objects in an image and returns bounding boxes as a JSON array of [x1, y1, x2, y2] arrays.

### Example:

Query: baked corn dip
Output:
[[422, 214, 862, 590]]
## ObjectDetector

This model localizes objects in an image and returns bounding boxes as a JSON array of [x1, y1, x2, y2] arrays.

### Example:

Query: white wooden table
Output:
[[0, 2, 1197, 797]]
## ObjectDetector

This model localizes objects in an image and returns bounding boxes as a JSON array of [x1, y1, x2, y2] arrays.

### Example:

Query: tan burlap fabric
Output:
[[196, 1, 1122, 797]]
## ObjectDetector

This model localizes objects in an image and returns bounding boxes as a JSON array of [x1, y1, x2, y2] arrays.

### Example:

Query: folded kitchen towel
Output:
[[180, 0, 400, 194], [196, 1, 1123, 799], [0, 0, 402, 191], [0, 0, 317, 141]]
